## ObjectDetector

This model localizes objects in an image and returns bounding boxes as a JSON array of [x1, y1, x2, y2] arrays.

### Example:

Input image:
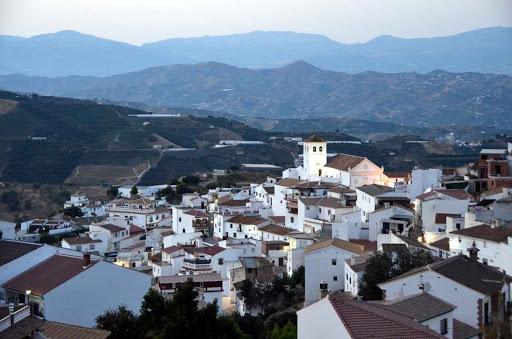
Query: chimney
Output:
[[319, 281, 329, 299], [467, 241, 479, 262], [83, 252, 91, 268]]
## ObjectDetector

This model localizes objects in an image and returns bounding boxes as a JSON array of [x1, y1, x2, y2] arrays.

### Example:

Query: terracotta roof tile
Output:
[[227, 214, 267, 225], [451, 224, 512, 243], [304, 135, 325, 142], [377, 292, 455, 322], [259, 224, 296, 236], [356, 184, 393, 196], [184, 209, 209, 218], [325, 154, 366, 171], [305, 239, 372, 255], [328, 294, 444, 338], [98, 223, 125, 233], [429, 237, 450, 251], [2, 255, 97, 296], [453, 319, 481, 339], [0, 240, 42, 266]]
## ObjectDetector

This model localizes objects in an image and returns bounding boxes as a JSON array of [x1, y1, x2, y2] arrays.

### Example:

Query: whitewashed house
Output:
[[108, 198, 170, 230], [297, 293, 452, 339], [61, 236, 106, 255], [172, 207, 209, 235], [213, 214, 269, 240], [379, 254, 512, 329], [304, 238, 374, 305], [2, 253, 151, 328]]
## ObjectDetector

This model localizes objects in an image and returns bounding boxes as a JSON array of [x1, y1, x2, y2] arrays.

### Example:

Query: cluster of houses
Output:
[[0, 135, 511, 338]]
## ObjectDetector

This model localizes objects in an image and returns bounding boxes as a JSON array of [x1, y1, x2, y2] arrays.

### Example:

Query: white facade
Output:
[[297, 297, 350, 339], [304, 245, 361, 305], [43, 261, 151, 327], [409, 168, 442, 200], [303, 139, 327, 178], [379, 268, 508, 328]]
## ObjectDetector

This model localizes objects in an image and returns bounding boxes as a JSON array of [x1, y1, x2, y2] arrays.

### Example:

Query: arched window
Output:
[[313, 146, 317, 152], [319, 146, 323, 152]]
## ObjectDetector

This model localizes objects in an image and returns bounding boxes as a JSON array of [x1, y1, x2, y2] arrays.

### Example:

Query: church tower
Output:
[[303, 135, 327, 177]]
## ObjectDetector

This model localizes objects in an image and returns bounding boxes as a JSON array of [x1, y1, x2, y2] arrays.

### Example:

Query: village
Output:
[[0, 134, 511, 338]]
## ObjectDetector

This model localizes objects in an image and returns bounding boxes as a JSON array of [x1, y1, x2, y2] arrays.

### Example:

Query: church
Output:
[[282, 135, 388, 188]]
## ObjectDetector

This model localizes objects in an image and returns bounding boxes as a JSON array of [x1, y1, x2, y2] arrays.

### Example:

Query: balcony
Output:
[[182, 258, 212, 271]]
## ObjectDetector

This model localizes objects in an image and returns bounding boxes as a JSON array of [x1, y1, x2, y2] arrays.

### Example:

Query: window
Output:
[[178, 217, 182, 222], [332, 258, 337, 265], [76, 245, 82, 251], [484, 302, 489, 325], [291, 217, 294, 223], [218, 258, 224, 265], [313, 146, 317, 152], [182, 228, 185, 233], [319, 146, 323, 152], [333, 276, 338, 281], [440, 318, 448, 335], [90, 244, 95, 250]]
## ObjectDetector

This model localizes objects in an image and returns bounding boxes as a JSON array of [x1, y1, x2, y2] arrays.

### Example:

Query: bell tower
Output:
[[303, 135, 327, 178]]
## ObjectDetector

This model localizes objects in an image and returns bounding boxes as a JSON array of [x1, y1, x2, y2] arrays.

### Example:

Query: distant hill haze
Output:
[[0, 61, 510, 126], [0, 27, 511, 77]]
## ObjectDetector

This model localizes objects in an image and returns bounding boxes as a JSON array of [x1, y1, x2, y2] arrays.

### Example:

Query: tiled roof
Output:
[[451, 224, 512, 243], [270, 216, 285, 224], [38, 321, 111, 339], [184, 209, 209, 218], [417, 189, 473, 201], [328, 186, 355, 194], [304, 135, 325, 142], [299, 196, 345, 208], [227, 214, 267, 225], [453, 319, 481, 339], [162, 246, 182, 254], [435, 213, 461, 224], [129, 224, 145, 234], [218, 198, 250, 207], [294, 181, 336, 189], [158, 273, 222, 284], [259, 224, 296, 236], [395, 235, 430, 250], [2, 255, 97, 296], [328, 294, 444, 338], [385, 255, 512, 296], [98, 223, 125, 233], [0, 240, 42, 266], [62, 236, 102, 245], [276, 178, 305, 187], [304, 238, 372, 255], [196, 246, 225, 256], [384, 171, 410, 178], [325, 154, 366, 171], [429, 237, 450, 251], [356, 184, 393, 197], [349, 239, 377, 253], [377, 292, 455, 322]]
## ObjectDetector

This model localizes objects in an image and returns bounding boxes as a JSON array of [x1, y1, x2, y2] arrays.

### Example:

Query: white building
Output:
[[448, 222, 512, 274], [64, 192, 89, 208], [213, 214, 269, 240], [108, 198, 170, 230], [118, 184, 169, 198], [297, 293, 453, 339], [415, 189, 473, 233], [379, 254, 512, 329], [304, 238, 374, 305], [61, 236, 106, 255], [172, 207, 209, 235], [2, 253, 151, 328], [343, 255, 369, 297]]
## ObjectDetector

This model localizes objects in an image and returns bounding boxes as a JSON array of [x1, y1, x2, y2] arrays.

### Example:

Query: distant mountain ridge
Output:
[[1, 61, 510, 126], [0, 27, 511, 76]]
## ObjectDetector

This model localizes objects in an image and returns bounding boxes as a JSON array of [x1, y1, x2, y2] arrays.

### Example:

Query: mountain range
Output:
[[0, 27, 511, 77], [0, 61, 510, 126]]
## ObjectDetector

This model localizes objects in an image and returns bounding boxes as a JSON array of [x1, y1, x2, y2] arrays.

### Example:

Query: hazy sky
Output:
[[1, 0, 511, 44]]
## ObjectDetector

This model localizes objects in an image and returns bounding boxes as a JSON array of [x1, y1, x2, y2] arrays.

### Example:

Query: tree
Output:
[[96, 305, 138, 339], [358, 251, 393, 300], [130, 185, 138, 197], [63, 206, 84, 218], [269, 321, 297, 339], [289, 265, 305, 288], [181, 175, 200, 185], [359, 249, 435, 301], [107, 186, 119, 198]]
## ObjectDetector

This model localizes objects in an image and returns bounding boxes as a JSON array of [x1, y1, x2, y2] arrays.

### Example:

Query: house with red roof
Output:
[[1, 253, 151, 328], [415, 189, 473, 233]]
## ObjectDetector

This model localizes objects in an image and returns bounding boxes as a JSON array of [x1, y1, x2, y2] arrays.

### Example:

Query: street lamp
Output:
[[25, 289, 31, 305]]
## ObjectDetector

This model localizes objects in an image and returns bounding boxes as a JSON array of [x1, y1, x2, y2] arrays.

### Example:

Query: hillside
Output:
[[0, 27, 511, 77], [0, 91, 283, 185], [1, 62, 511, 126]]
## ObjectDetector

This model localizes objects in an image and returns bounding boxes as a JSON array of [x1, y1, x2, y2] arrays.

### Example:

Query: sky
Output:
[[0, 0, 511, 45]]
